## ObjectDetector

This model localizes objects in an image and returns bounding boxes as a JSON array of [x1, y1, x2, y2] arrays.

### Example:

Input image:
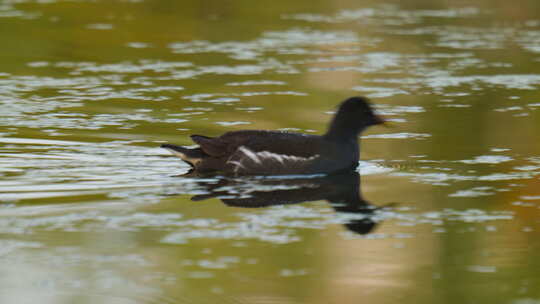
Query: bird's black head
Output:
[[337, 96, 384, 126], [324, 96, 384, 140]]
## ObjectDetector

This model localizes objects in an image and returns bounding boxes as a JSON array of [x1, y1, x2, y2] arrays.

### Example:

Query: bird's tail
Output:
[[160, 144, 206, 167]]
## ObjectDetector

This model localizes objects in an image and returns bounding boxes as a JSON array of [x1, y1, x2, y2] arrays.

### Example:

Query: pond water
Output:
[[1, 0, 540, 303]]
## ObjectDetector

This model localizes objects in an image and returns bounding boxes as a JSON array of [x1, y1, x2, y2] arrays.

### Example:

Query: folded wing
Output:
[[227, 146, 320, 175]]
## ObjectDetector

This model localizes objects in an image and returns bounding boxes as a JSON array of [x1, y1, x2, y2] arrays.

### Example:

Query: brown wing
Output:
[[191, 130, 327, 159], [226, 146, 321, 175], [219, 131, 324, 157], [190, 135, 229, 157]]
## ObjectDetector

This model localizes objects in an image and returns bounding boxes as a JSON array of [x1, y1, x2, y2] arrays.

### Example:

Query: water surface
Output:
[[1, 0, 540, 303]]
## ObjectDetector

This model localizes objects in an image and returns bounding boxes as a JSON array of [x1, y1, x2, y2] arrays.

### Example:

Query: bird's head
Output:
[[325, 96, 385, 140], [337, 96, 385, 127]]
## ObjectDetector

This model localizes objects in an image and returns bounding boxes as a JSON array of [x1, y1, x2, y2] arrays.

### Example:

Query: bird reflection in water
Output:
[[183, 171, 391, 235]]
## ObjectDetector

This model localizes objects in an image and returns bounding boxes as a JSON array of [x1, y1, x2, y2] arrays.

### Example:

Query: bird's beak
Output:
[[373, 114, 386, 126], [374, 114, 395, 128]]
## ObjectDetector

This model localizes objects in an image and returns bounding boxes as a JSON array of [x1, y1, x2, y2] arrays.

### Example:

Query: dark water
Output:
[[1, 0, 540, 303]]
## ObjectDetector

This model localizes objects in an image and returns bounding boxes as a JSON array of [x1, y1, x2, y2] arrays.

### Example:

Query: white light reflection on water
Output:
[[0, 138, 198, 203]]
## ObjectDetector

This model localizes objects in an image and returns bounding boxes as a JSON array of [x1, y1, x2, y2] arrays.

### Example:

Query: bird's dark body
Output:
[[193, 130, 358, 174], [161, 97, 383, 176]]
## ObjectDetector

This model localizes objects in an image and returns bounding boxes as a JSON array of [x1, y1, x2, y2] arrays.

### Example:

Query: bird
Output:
[[161, 96, 385, 176]]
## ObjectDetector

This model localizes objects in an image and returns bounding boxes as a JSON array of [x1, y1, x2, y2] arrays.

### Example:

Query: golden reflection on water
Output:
[[1, 0, 540, 303]]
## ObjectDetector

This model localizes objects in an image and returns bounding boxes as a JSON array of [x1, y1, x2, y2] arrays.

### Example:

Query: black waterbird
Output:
[[161, 96, 384, 176]]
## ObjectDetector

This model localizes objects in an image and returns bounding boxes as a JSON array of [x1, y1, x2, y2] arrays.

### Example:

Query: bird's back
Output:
[[221, 130, 324, 156]]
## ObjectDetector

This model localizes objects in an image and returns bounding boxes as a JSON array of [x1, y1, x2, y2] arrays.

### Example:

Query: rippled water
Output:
[[1, 0, 540, 303]]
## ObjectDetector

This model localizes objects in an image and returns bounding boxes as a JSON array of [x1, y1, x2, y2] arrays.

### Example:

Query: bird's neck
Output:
[[323, 116, 364, 142]]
